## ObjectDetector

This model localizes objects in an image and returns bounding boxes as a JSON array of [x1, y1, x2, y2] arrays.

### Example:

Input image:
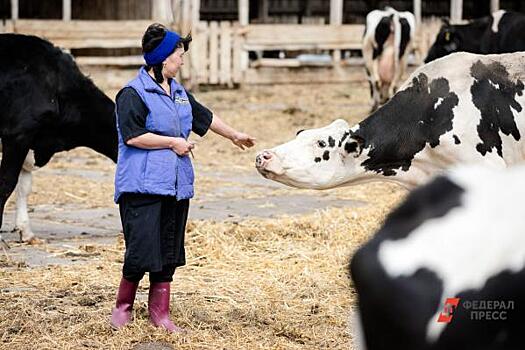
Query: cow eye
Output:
[[317, 140, 327, 148], [296, 129, 305, 136]]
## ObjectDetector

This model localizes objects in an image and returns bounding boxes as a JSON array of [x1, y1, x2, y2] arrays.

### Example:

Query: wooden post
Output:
[[239, 0, 249, 26], [413, 0, 421, 25], [450, 0, 463, 23], [238, 0, 249, 81], [151, 0, 174, 23], [330, 0, 343, 64], [172, 0, 182, 25], [490, 0, 500, 13], [219, 21, 232, 86], [187, 0, 200, 87], [62, 0, 71, 21], [11, 0, 18, 20], [191, 0, 200, 27], [209, 21, 219, 84]]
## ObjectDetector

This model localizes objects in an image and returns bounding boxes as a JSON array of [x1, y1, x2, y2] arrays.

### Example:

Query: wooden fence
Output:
[[1, 18, 441, 86]]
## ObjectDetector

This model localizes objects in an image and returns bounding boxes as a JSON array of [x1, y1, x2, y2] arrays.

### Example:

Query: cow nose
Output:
[[255, 150, 273, 167]]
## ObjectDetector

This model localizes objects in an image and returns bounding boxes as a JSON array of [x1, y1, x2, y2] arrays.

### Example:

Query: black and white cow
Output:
[[362, 7, 416, 111], [425, 10, 525, 63], [0, 34, 118, 243], [350, 164, 525, 350], [255, 51, 525, 189]]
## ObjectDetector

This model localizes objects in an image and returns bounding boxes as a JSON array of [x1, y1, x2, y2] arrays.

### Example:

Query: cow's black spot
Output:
[[399, 17, 411, 58], [296, 129, 305, 136], [373, 15, 393, 59], [382, 176, 465, 241], [314, 157, 321, 163], [322, 150, 330, 161], [344, 141, 358, 153], [328, 136, 335, 147], [317, 140, 327, 148], [339, 131, 350, 147], [470, 60, 523, 157], [453, 134, 461, 144], [352, 73, 459, 176]]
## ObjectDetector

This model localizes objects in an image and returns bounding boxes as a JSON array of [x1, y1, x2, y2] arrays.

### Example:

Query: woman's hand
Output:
[[171, 137, 195, 156], [231, 131, 256, 150]]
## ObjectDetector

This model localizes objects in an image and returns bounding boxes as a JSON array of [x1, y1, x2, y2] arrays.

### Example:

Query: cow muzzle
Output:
[[255, 150, 273, 168], [256, 150, 281, 178]]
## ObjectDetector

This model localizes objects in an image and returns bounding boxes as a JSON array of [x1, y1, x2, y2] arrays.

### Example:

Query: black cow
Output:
[[0, 34, 117, 243], [425, 10, 525, 63], [350, 165, 525, 350]]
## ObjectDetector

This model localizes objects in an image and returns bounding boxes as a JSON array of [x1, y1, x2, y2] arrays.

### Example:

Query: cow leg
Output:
[[0, 140, 30, 241], [14, 168, 34, 242], [362, 39, 380, 111], [13, 150, 36, 243], [389, 56, 406, 98]]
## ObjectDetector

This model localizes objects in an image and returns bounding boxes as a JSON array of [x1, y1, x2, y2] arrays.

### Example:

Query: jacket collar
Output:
[[139, 67, 182, 97]]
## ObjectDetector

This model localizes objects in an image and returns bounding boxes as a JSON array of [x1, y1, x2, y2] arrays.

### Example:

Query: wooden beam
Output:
[[244, 66, 366, 85], [413, 0, 421, 25], [11, 0, 18, 20], [491, 0, 500, 13], [75, 55, 144, 66], [330, 0, 343, 64], [450, 0, 463, 23], [239, 0, 249, 26], [243, 24, 364, 51], [63, 0, 71, 21]]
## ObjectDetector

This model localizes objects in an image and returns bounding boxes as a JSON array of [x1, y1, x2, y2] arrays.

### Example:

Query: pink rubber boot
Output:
[[148, 282, 184, 332], [110, 278, 139, 329]]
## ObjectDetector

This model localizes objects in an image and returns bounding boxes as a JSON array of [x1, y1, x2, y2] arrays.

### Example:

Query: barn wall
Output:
[[0, 0, 151, 20], [72, 0, 151, 20]]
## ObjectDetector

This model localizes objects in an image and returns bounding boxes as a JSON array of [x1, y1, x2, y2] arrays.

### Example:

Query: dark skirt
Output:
[[118, 193, 189, 273]]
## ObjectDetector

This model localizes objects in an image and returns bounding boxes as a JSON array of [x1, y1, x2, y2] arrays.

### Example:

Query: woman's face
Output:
[[162, 47, 185, 78]]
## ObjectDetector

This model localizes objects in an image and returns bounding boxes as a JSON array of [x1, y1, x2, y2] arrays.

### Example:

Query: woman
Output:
[[110, 23, 255, 332]]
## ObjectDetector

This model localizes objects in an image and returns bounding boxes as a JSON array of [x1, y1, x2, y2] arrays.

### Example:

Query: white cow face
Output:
[[256, 119, 364, 189]]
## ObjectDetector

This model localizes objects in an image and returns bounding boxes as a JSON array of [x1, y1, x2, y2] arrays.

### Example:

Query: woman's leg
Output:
[[111, 193, 152, 329], [148, 198, 189, 332], [148, 265, 183, 332]]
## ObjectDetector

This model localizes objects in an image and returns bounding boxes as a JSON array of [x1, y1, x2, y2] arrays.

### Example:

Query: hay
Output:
[[0, 182, 404, 349], [0, 81, 406, 349]]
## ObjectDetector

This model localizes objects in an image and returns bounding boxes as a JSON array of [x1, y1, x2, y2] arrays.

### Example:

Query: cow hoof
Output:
[[26, 237, 44, 245]]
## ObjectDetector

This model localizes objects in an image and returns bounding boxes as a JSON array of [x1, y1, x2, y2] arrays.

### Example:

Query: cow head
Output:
[[255, 119, 365, 189], [424, 21, 460, 63]]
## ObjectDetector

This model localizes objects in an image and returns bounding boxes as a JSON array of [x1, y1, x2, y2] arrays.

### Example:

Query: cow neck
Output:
[[452, 22, 487, 53]]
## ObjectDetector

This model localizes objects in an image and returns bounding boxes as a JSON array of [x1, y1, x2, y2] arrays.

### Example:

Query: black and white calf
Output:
[[256, 51, 525, 189], [425, 10, 525, 63], [362, 7, 415, 110], [350, 164, 525, 350], [0, 34, 118, 243]]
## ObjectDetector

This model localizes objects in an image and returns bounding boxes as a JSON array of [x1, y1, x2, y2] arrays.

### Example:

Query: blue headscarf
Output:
[[143, 30, 181, 65]]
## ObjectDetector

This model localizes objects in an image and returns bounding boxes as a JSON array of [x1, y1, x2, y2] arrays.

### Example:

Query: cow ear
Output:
[[343, 135, 365, 158]]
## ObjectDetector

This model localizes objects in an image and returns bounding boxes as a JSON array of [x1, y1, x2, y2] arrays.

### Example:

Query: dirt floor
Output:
[[0, 69, 407, 349]]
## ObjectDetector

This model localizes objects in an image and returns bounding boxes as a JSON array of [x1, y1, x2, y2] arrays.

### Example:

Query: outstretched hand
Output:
[[231, 132, 256, 150]]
